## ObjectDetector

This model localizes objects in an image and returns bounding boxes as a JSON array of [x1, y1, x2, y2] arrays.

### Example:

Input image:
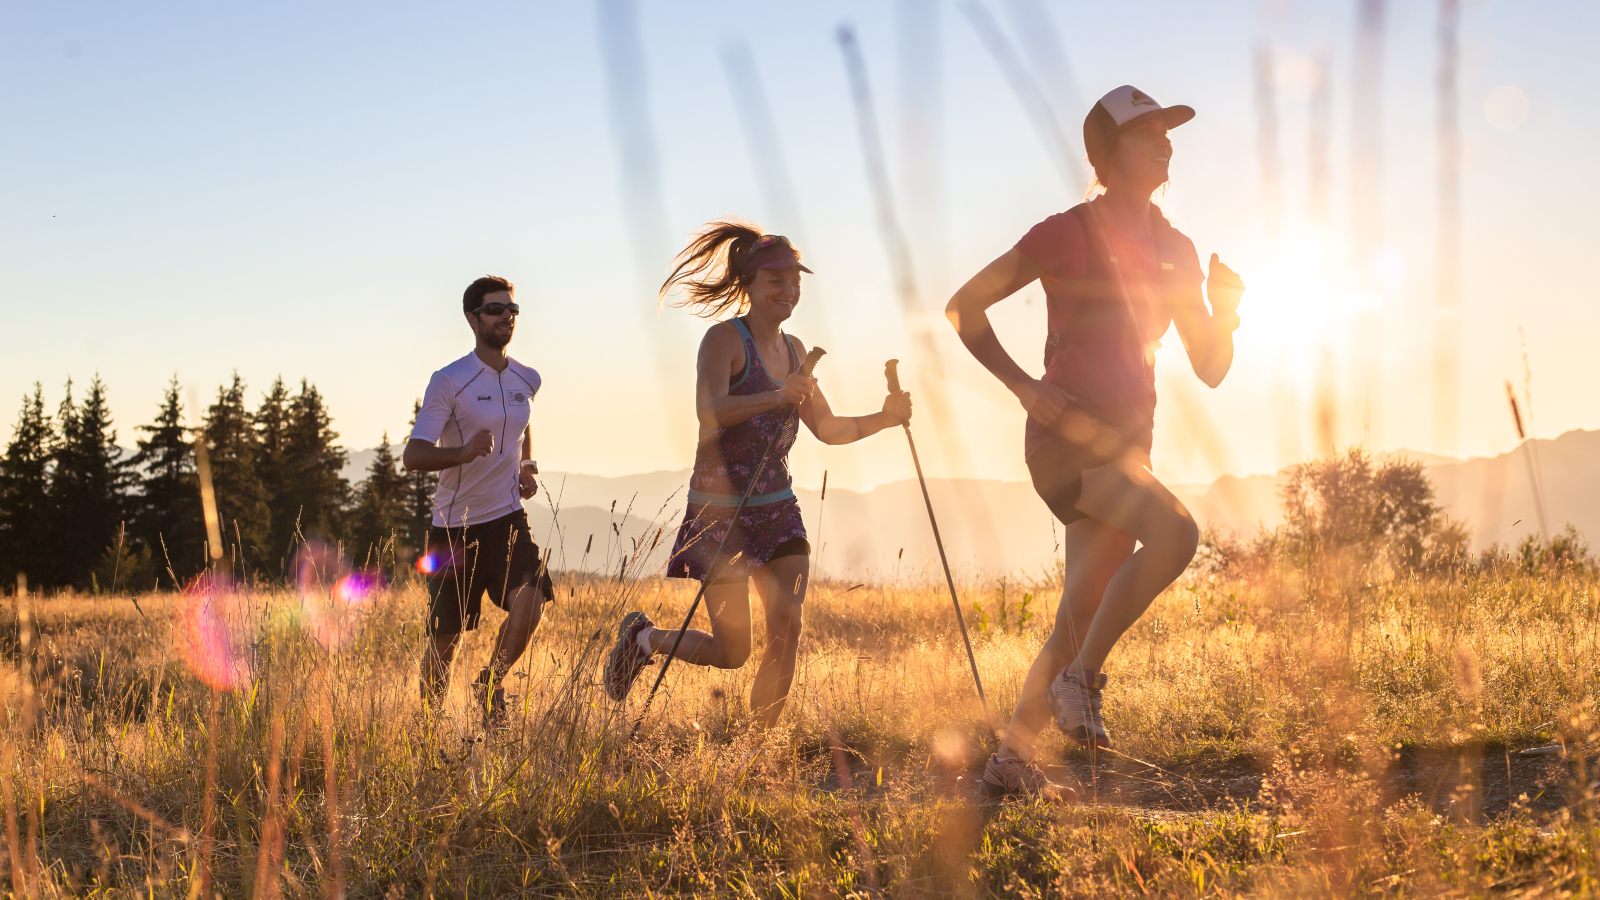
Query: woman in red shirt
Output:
[[946, 86, 1244, 801]]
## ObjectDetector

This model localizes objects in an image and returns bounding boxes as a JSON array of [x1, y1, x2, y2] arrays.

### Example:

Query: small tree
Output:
[[48, 375, 131, 589], [403, 398, 438, 564], [128, 377, 201, 587], [1279, 447, 1465, 571], [277, 380, 348, 549], [1513, 525, 1596, 575], [0, 384, 55, 586], [205, 373, 272, 569], [347, 433, 408, 568], [255, 376, 296, 561]]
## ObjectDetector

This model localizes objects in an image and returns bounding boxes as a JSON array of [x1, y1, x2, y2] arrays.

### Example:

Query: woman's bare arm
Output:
[[1170, 254, 1242, 388], [945, 248, 1078, 427], [787, 336, 911, 445], [696, 323, 814, 429]]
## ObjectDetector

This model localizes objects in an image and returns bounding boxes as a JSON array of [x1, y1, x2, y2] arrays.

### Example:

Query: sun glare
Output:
[[1238, 219, 1343, 349]]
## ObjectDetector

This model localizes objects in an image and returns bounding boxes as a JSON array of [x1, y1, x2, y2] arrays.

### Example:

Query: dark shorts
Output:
[[1026, 439, 1122, 527], [423, 509, 554, 636], [709, 537, 810, 585], [666, 497, 809, 584]]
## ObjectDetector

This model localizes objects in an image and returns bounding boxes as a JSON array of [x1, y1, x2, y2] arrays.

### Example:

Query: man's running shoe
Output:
[[604, 611, 655, 701], [1050, 670, 1110, 748], [980, 753, 1076, 803], [473, 670, 512, 732]]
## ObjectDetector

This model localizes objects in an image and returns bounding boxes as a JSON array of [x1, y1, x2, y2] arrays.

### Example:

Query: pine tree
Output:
[[0, 384, 55, 587], [347, 432, 408, 568], [254, 377, 295, 561], [278, 380, 347, 546], [403, 398, 439, 564], [129, 376, 201, 586], [204, 374, 272, 569], [48, 375, 131, 589]]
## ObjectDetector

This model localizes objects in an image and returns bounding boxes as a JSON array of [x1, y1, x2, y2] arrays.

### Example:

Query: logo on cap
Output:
[[1130, 89, 1157, 108]]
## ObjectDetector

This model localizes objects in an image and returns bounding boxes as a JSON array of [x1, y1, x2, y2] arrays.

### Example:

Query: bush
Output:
[[1198, 448, 1475, 576]]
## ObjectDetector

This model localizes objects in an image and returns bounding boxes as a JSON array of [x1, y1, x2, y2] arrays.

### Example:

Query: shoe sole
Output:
[[1051, 685, 1110, 750], [1062, 728, 1112, 751], [980, 776, 1069, 803], [604, 612, 648, 702]]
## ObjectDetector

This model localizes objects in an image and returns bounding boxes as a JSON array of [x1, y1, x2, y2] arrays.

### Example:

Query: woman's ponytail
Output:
[[660, 220, 766, 319]]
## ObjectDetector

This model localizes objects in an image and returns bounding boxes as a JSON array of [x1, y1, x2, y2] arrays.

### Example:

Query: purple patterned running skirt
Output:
[[666, 497, 807, 582]]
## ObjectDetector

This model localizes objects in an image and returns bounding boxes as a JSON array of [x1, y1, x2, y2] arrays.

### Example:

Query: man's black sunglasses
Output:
[[470, 302, 519, 317]]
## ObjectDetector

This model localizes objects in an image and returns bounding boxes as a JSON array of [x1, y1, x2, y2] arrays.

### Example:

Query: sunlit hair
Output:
[[463, 275, 514, 314], [660, 220, 800, 319]]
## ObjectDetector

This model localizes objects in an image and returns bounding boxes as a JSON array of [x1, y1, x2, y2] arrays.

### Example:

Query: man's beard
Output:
[[481, 328, 512, 350]]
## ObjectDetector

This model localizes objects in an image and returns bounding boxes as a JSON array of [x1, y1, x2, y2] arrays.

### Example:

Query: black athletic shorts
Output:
[[1026, 439, 1122, 527], [424, 509, 554, 635], [707, 537, 811, 586]]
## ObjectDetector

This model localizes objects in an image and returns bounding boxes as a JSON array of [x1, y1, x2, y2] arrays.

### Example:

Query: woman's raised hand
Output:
[[1207, 253, 1244, 314], [780, 373, 817, 407], [1013, 379, 1077, 427], [882, 389, 913, 424]]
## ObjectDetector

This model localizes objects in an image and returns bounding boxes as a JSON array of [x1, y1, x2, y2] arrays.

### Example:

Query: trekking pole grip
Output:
[[884, 359, 908, 427], [799, 346, 827, 377]]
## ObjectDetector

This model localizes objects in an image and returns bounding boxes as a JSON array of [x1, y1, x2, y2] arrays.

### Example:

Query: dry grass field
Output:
[[1, 523, 1597, 898]]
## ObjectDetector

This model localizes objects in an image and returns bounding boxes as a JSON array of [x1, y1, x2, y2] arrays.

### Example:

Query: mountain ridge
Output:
[[343, 429, 1600, 577]]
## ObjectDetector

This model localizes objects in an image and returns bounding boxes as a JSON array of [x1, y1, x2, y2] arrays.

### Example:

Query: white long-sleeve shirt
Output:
[[410, 352, 542, 527]]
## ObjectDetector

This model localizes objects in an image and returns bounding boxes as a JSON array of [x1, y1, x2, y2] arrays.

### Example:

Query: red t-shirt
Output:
[[1014, 199, 1205, 458]]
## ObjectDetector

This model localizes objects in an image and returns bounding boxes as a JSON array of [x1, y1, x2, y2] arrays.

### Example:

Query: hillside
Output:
[[345, 429, 1600, 578]]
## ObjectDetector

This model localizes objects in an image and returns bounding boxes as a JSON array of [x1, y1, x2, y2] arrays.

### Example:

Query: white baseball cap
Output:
[[1084, 85, 1194, 167]]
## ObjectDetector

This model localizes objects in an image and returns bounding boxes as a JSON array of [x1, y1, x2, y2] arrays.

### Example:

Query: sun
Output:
[[1239, 218, 1343, 347]]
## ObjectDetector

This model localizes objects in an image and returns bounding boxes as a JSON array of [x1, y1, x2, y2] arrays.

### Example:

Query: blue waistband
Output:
[[686, 486, 796, 508]]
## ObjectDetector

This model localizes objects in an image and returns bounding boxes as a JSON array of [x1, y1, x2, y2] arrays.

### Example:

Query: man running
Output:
[[404, 275, 555, 729]]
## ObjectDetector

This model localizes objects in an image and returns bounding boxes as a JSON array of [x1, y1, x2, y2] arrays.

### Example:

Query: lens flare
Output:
[[415, 546, 461, 575], [334, 571, 382, 605], [294, 542, 384, 652], [177, 572, 250, 691]]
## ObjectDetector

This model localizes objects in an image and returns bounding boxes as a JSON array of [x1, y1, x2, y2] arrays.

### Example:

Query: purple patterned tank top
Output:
[[685, 317, 800, 507]]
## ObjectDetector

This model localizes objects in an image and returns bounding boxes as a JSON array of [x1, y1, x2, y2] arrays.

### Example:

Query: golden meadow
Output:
[[2, 457, 1597, 898]]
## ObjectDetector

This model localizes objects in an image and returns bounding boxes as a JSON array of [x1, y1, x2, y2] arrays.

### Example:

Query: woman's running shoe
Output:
[[980, 753, 1077, 803], [604, 611, 655, 701], [1050, 670, 1110, 748]]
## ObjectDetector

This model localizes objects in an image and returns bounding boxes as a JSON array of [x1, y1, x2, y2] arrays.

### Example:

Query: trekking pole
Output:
[[884, 359, 996, 739], [630, 346, 827, 739]]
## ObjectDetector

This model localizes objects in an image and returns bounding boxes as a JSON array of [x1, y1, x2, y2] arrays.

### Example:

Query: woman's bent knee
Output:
[[716, 642, 752, 669], [1174, 513, 1200, 558], [1156, 513, 1200, 574]]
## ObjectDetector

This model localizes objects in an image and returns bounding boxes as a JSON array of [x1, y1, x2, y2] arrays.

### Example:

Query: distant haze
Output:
[[347, 428, 1599, 579]]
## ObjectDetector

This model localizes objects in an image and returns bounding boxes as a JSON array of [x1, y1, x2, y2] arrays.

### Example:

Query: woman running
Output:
[[947, 86, 1244, 800], [604, 222, 913, 728]]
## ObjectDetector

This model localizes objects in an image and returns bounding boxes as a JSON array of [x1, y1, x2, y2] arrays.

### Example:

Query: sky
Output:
[[3, 0, 1596, 492]]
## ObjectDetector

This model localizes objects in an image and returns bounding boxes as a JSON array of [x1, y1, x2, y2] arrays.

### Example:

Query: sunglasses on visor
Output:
[[470, 302, 519, 317]]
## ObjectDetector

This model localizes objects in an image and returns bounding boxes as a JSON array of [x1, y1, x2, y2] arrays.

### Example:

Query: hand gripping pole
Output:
[[630, 346, 826, 739]]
